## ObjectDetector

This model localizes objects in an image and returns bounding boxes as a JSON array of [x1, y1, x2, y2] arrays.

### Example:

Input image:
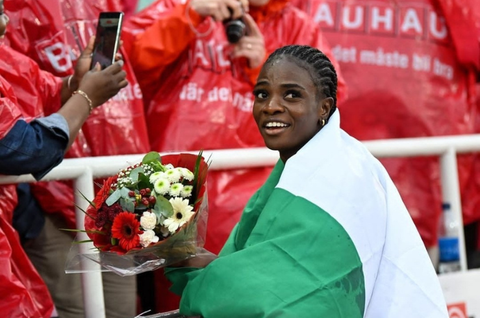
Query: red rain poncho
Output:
[[0, 50, 59, 317], [4, 0, 150, 230]]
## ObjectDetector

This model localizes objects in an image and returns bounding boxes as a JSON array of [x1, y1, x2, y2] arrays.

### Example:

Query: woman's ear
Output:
[[318, 97, 334, 119]]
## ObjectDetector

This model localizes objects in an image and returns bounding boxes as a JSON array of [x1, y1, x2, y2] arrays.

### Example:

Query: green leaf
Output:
[[77, 190, 96, 208], [142, 151, 161, 165], [59, 228, 87, 233], [153, 195, 173, 221], [107, 187, 131, 206], [106, 189, 122, 206], [111, 237, 118, 246], [60, 228, 107, 235], [119, 197, 135, 212], [119, 187, 133, 199], [137, 173, 151, 190], [129, 166, 144, 183], [86, 229, 107, 235], [72, 240, 94, 244], [74, 203, 96, 220], [192, 150, 209, 202]]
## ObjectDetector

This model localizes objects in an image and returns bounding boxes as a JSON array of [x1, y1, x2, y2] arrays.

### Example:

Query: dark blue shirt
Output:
[[0, 113, 70, 241], [0, 113, 69, 180]]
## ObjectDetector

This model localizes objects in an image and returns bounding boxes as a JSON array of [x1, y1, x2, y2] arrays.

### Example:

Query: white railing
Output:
[[2, 134, 480, 317]]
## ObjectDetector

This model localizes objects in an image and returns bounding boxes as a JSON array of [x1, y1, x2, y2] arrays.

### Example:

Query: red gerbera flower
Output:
[[85, 176, 118, 242], [111, 212, 142, 251], [93, 176, 118, 208]]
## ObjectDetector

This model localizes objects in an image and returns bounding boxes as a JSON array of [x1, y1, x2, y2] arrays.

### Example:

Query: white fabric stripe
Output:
[[276, 110, 447, 317]]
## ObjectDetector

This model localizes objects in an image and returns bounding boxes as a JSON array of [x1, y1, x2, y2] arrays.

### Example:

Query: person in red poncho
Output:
[[0, 1, 128, 316], [123, 0, 346, 312], [4, 0, 150, 316]]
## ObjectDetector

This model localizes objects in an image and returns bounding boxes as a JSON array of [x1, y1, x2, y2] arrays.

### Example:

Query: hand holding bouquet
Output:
[[66, 151, 209, 276]]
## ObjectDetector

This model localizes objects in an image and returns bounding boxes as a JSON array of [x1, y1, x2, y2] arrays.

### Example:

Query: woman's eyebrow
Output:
[[254, 80, 269, 88], [280, 83, 306, 90]]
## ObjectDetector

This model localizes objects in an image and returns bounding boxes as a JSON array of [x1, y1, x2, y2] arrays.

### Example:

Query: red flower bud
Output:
[[148, 196, 156, 204], [128, 191, 135, 197], [140, 189, 147, 196], [142, 198, 150, 206]]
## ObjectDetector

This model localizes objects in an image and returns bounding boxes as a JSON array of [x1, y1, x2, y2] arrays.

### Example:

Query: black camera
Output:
[[224, 10, 246, 44]]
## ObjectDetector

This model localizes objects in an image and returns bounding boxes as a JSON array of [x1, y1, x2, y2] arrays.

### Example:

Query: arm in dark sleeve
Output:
[[0, 113, 70, 180]]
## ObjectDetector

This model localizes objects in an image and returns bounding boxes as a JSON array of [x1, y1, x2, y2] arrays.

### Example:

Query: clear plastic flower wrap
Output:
[[65, 152, 209, 277]]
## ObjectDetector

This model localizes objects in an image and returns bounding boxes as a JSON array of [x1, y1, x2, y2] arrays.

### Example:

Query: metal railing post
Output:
[[440, 147, 468, 272], [73, 168, 106, 318]]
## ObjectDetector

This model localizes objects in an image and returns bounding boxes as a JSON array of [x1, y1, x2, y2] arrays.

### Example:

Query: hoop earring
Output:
[[321, 119, 326, 127]]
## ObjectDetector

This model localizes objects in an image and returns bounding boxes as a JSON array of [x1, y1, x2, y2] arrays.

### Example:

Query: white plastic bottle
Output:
[[438, 202, 461, 273]]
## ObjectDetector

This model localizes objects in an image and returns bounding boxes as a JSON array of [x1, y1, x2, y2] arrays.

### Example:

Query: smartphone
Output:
[[90, 12, 124, 70]]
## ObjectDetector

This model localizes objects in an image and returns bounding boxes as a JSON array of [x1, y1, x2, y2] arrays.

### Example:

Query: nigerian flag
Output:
[[166, 111, 448, 318]]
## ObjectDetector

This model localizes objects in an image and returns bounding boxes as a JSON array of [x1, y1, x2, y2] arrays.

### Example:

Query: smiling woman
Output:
[[164, 45, 449, 318], [252, 46, 336, 162]]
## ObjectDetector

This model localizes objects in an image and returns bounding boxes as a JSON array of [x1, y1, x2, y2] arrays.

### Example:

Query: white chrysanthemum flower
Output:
[[140, 212, 157, 230], [165, 168, 181, 183], [181, 185, 193, 198], [169, 183, 184, 197], [154, 178, 170, 195], [163, 197, 194, 233], [181, 168, 194, 181], [149, 171, 165, 184], [138, 230, 159, 248], [164, 163, 174, 170]]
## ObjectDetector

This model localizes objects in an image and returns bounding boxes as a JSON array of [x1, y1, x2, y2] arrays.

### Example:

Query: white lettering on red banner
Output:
[[110, 83, 143, 102], [188, 39, 232, 73], [331, 45, 454, 80], [313, 1, 449, 43], [43, 42, 72, 73], [179, 83, 253, 113]]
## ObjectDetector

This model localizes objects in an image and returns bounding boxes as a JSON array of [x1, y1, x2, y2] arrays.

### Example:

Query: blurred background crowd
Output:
[[1, 0, 480, 317]]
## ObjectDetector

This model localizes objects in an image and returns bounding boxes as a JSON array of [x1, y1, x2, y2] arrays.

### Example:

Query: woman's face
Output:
[[253, 57, 332, 162], [0, 1, 8, 38]]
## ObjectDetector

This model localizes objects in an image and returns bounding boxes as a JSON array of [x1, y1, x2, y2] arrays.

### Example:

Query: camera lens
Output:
[[224, 7, 246, 44], [225, 19, 246, 44]]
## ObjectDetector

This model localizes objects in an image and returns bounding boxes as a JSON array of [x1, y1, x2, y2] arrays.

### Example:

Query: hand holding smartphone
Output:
[[90, 12, 124, 70]]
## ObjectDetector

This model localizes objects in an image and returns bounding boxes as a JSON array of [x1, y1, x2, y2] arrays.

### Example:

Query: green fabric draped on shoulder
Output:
[[166, 160, 365, 318]]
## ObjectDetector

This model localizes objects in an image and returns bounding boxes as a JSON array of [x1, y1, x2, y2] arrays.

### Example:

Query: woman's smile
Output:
[[253, 56, 331, 161], [262, 120, 291, 135]]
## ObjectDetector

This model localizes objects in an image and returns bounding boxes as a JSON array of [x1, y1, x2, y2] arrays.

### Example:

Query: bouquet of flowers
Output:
[[65, 151, 209, 276]]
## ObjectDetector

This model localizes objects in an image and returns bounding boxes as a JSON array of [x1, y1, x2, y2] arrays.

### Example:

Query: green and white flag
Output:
[[166, 111, 448, 317]]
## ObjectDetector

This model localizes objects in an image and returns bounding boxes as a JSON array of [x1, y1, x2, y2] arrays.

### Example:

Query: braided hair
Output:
[[264, 45, 338, 118]]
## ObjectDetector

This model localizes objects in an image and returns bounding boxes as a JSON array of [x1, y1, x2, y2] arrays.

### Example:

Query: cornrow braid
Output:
[[264, 45, 338, 118]]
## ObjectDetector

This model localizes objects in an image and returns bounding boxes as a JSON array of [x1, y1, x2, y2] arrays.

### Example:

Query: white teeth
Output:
[[265, 122, 288, 128]]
